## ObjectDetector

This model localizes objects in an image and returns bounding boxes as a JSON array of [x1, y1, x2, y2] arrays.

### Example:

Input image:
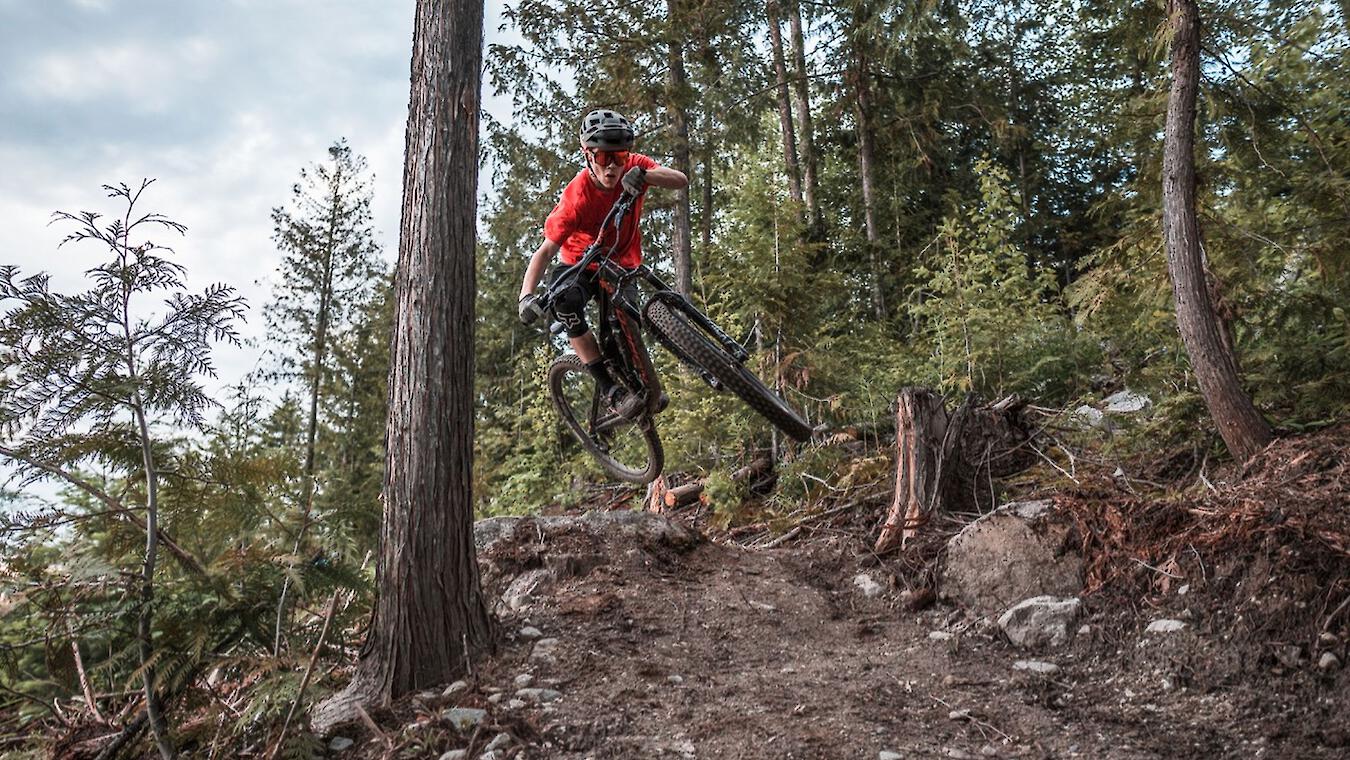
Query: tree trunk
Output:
[[787, 0, 821, 233], [766, 0, 804, 208], [313, 0, 493, 728], [853, 44, 885, 321], [875, 391, 1034, 554], [666, 0, 694, 297], [875, 388, 950, 554], [700, 147, 713, 256], [1162, 0, 1272, 462]]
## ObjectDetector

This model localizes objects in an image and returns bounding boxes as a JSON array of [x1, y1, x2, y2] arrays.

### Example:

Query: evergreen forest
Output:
[[1, 0, 1348, 757]]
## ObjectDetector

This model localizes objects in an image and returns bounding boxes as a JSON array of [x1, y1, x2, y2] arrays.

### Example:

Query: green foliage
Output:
[[913, 159, 1099, 401]]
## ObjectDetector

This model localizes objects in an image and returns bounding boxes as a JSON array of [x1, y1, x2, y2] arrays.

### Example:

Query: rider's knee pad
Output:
[[551, 288, 591, 338]]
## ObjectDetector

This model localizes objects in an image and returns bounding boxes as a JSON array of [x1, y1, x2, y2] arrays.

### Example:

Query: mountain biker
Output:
[[518, 108, 689, 419]]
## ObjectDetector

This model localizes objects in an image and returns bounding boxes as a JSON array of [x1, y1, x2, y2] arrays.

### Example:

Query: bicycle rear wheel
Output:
[[644, 299, 813, 442], [548, 354, 664, 484]]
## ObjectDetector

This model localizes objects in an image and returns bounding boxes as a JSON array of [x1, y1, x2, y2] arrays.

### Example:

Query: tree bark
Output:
[[313, 0, 493, 729], [853, 43, 885, 321], [1162, 0, 1273, 462], [875, 391, 1034, 554], [787, 0, 821, 233], [875, 388, 950, 554], [766, 0, 804, 209], [667, 0, 694, 297]]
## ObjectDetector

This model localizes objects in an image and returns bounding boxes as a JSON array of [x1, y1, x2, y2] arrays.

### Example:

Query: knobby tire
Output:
[[547, 353, 664, 484], [644, 299, 813, 442]]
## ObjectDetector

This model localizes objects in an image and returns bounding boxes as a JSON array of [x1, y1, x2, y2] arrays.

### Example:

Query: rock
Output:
[[487, 693, 503, 705], [440, 707, 487, 732], [1145, 619, 1187, 634], [1070, 405, 1110, 432], [1103, 389, 1151, 414], [443, 680, 469, 698], [514, 674, 535, 688], [474, 511, 700, 554], [1319, 652, 1342, 671], [480, 752, 500, 760], [502, 568, 550, 611], [1013, 660, 1061, 675], [519, 626, 544, 639], [668, 674, 685, 684], [438, 751, 466, 760], [941, 501, 1083, 613], [854, 573, 884, 598], [486, 733, 513, 752], [516, 687, 562, 703], [879, 752, 904, 760], [944, 750, 979, 760], [507, 698, 527, 710], [530, 637, 560, 661], [328, 736, 354, 752], [998, 596, 1082, 649], [929, 631, 954, 641]]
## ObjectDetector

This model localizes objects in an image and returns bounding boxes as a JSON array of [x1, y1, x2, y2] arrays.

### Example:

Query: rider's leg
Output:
[[550, 267, 639, 416], [569, 331, 616, 393]]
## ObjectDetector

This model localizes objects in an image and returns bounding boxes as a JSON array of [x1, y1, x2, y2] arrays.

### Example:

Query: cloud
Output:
[[1, 0, 522, 394]]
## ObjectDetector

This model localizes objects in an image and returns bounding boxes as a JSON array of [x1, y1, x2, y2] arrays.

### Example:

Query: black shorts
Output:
[[547, 264, 640, 339]]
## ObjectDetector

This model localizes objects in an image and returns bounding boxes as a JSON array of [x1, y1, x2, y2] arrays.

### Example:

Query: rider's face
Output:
[[585, 147, 625, 189]]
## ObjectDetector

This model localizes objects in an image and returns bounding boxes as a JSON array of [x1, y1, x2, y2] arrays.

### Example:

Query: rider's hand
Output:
[[518, 294, 543, 326], [621, 166, 647, 196]]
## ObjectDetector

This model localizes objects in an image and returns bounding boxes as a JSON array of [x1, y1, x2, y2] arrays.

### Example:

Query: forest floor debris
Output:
[[290, 425, 1350, 759]]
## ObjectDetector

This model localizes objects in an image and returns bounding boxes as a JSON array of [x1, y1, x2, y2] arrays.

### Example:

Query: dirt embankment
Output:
[[324, 426, 1350, 759]]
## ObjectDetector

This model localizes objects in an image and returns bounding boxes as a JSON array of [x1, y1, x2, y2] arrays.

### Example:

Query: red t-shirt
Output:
[[544, 153, 660, 269]]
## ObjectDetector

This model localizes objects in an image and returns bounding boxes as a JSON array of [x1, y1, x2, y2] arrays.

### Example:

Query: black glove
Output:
[[621, 166, 647, 196], [518, 294, 544, 326]]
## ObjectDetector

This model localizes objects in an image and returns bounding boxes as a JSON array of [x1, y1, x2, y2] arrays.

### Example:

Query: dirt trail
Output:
[[407, 511, 1347, 760]]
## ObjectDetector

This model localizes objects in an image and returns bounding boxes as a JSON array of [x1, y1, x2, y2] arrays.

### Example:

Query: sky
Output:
[[1, 0, 519, 387]]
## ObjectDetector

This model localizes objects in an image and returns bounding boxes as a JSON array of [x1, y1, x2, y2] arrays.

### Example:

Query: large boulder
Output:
[[941, 500, 1083, 614]]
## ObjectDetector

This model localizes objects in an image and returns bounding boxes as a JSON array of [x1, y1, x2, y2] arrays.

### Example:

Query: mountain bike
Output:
[[522, 190, 813, 485]]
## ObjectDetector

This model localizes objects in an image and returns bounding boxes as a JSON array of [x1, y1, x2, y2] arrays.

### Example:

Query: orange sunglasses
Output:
[[587, 148, 630, 167]]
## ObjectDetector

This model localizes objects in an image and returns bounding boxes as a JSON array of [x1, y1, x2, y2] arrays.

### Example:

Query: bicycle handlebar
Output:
[[539, 191, 639, 306]]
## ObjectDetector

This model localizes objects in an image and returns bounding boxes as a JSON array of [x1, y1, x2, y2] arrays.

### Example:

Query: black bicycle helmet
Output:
[[580, 109, 635, 150]]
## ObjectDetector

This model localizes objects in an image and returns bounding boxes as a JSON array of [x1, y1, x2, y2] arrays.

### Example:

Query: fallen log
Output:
[[664, 482, 706, 508]]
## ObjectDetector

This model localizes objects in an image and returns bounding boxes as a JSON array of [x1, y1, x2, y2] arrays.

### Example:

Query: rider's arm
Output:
[[644, 165, 688, 190], [520, 238, 562, 299]]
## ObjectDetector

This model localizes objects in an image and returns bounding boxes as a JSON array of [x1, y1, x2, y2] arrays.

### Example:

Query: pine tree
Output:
[[265, 139, 384, 651]]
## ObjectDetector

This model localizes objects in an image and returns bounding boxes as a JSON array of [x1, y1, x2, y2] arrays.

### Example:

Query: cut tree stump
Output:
[[645, 476, 669, 513], [874, 387, 1033, 554]]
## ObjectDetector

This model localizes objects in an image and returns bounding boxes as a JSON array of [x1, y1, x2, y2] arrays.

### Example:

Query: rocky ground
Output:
[[298, 424, 1350, 760]]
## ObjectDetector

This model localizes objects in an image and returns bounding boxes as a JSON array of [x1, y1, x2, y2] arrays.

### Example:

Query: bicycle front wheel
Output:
[[644, 299, 813, 442], [548, 354, 664, 484]]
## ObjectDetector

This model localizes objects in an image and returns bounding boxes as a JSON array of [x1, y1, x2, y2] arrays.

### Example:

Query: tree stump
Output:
[[874, 388, 1033, 554]]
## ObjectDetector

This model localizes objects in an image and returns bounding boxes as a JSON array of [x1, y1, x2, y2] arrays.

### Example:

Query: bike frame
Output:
[[538, 192, 754, 422]]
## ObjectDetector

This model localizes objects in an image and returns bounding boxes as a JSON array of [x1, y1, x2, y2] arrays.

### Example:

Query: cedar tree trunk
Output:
[[767, 0, 804, 208], [1162, 0, 1273, 461], [787, 0, 821, 232], [667, 0, 694, 296], [313, 0, 493, 728]]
